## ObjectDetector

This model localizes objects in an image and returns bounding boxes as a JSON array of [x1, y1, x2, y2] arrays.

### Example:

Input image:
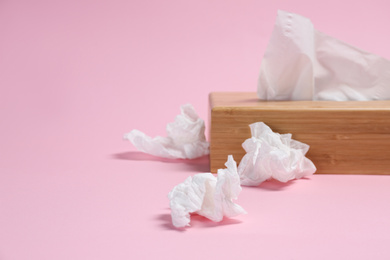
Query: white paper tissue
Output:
[[168, 155, 246, 228], [124, 104, 209, 159], [258, 10, 390, 101], [238, 122, 316, 186]]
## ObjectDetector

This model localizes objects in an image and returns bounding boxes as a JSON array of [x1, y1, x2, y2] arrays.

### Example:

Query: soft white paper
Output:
[[238, 122, 316, 186], [168, 155, 246, 228], [258, 10, 390, 101], [123, 104, 209, 159]]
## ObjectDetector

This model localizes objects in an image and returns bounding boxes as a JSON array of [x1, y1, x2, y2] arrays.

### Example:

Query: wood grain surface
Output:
[[209, 92, 390, 174]]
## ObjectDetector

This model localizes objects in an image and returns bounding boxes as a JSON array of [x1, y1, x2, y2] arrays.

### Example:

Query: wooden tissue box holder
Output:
[[209, 92, 390, 174]]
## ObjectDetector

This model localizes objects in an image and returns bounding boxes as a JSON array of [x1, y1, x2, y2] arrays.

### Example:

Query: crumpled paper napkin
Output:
[[238, 122, 316, 186], [168, 155, 246, 228], [124, 104, 209, 159]]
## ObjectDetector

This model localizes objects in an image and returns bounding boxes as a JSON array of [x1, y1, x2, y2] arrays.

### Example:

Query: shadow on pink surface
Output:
[[155, 213, 243, 231], [257, 179, 297, 191], [112, 151, 210, 172], [243, 177, 310, 191]]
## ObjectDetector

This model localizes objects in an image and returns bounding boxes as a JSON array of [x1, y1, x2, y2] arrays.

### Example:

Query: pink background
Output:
[[1, 0, 390, 259]]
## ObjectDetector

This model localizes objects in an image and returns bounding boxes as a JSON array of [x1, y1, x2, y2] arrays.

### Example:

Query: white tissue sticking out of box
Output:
[[123, 104, 209, 159], [258, 10, 390, 101], [168, 155, 246, 228], [238, 122, 316, 186]]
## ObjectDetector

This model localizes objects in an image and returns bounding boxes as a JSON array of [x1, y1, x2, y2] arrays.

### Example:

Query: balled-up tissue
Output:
[[123, 104, 209, 159], [168, 155, 246, 228], [258, 10, 390, 101], [238, 122, 316, 186]]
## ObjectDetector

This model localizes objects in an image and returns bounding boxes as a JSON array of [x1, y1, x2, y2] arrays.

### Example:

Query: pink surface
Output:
[[1, 0, 390, 259]]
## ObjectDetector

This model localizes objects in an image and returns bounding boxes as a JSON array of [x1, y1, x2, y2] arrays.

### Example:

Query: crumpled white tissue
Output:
[[168, 155, 246, 228], [258, 10, 390, 101], [123, 104, 209, 159], [238, 122, 316, 186]]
